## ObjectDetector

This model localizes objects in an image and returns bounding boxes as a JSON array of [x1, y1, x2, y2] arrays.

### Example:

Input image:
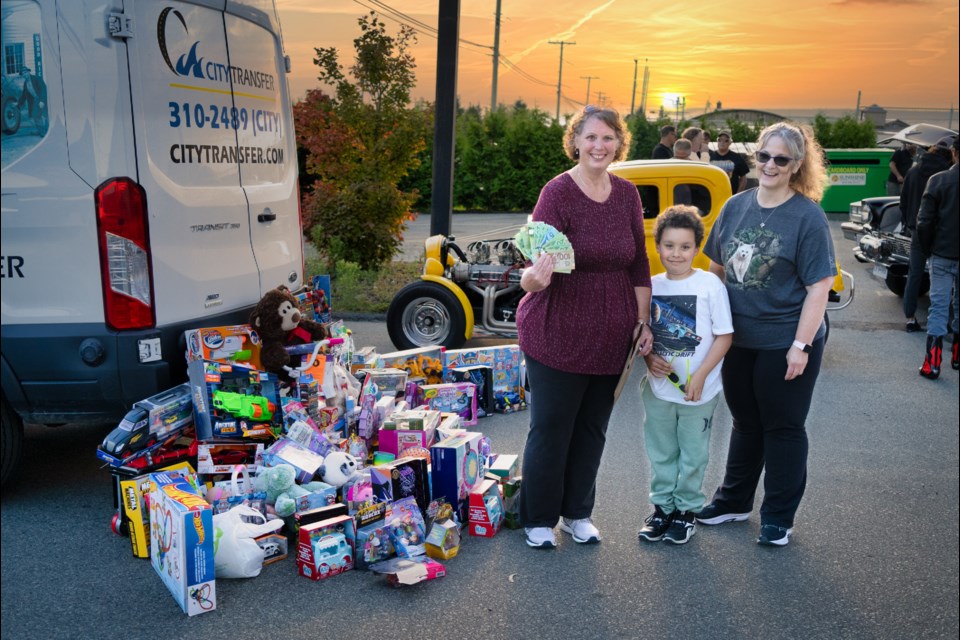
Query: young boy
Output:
[[638, 206, 733, 545]]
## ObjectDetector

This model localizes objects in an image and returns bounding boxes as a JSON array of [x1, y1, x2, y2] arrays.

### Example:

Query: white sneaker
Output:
[[524, 527, 557, 548], [559, 517, 601, 544]]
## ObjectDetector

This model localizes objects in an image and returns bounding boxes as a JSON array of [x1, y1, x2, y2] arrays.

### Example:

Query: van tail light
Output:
[[95, 178, 156, 330]]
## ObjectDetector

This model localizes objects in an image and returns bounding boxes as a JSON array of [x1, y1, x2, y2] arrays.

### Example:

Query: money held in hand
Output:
[[513, 222, 575, 274]]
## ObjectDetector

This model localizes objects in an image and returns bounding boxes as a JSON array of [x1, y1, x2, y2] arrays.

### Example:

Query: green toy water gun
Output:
[[212, 391, 276, 422]]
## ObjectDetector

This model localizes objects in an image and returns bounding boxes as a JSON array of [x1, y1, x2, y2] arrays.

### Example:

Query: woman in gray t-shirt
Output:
[[698, 122, 837, 547]]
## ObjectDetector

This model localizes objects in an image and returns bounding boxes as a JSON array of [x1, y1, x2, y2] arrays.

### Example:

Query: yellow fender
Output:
[[419, 274, 474, 341]]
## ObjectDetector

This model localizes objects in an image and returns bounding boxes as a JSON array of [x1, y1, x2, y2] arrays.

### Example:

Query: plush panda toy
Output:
[[319, 451, 361, 488]]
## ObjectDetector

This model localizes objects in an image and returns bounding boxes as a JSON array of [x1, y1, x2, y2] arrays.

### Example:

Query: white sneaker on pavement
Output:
[[524, 527, 557, 548], [559, 517, 601, 544]]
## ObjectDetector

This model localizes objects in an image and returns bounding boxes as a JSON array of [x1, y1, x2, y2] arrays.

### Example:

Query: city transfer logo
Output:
[[157, 7, 275, 92]]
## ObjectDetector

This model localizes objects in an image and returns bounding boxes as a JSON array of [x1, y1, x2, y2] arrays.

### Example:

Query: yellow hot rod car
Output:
[[387, 160, 853, 350]]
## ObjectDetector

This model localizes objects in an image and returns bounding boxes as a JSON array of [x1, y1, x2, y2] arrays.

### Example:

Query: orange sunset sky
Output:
[[275, 0, 959, 117]]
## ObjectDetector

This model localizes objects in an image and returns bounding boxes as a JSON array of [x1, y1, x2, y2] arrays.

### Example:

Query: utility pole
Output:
[[581, 75, 599, 107], [490, 0, 502, 113], [549, 40, 575, 121], [597, 91, 607, 107], [630, 59, 637, 116], [639, 60, 649, 117]]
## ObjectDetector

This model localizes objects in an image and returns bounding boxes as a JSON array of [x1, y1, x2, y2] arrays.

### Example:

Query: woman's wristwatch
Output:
[[792, 339, 812, 353]]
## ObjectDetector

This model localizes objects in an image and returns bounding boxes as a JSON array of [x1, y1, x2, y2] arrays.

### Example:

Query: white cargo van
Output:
[[1, 0, 305, 484]]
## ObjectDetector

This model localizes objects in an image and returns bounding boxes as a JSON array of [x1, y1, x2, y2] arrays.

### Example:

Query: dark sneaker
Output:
[[757, 524, 793, 547], [695, 502, 750, 525], [905, 319, 922, 333], [663, 510, 696, 545], [637, 506, 673, 542]]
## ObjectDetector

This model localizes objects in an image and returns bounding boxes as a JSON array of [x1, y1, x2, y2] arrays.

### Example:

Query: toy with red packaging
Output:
[[468, 477, 504, 538], [297, 514, 357, 581], [148, 471, 216, 616]]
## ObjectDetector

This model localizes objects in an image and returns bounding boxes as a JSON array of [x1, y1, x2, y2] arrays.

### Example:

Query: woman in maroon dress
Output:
[[517, 106, 653, 548]]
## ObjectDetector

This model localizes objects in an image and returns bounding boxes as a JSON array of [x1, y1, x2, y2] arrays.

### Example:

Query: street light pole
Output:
[[549, 40, 575, 121], [490, 0, 502, 113]]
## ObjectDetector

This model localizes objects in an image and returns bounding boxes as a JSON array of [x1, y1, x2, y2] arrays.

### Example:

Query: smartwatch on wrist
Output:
[[792, 339, 812, 353]]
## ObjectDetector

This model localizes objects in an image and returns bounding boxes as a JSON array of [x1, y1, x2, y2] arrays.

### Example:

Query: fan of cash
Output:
[[513, 221, 575, 273]]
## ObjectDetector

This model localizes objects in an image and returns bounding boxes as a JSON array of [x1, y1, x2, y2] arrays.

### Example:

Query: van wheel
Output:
[[1, 394, 24, 487], [387, 282, 467, 350], [2, 97, 20, 135]]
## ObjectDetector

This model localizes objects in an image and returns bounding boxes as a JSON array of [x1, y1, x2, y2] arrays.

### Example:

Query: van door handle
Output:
[[257, 208, 276, 223]]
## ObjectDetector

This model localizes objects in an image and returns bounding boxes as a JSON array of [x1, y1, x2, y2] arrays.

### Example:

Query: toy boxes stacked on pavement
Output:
[[95, 286, 526, 615]]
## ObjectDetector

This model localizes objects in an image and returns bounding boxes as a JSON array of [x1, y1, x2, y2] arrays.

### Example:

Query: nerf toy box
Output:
[[188, 360, 282, 440], [449, 366, 494, 418], [370, 457, 431, 515], [430, 431, 484, 518], [184, 324, 262, 371], [148, 471, 216, 616], [297, 514, 357, 581], [468, 477, 504, 538], [379, 347, 445, 385], [443, 346, 526, 413], [421, 383, 478, 427]]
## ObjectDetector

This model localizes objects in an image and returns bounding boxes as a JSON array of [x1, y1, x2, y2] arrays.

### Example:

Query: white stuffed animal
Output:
[[319, 451, 361, 488]]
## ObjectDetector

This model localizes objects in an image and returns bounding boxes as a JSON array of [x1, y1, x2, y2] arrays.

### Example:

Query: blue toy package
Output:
[[443, 346, 526, 413], [385, 496, 427, 558]]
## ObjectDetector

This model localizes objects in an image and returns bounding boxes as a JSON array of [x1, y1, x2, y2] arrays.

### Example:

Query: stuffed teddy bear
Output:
[[254, 464, 334, 518], [250, 285, 329, 383], [319, 450, 362, 488]]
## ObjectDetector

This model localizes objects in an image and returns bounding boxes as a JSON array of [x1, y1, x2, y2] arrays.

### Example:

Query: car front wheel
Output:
[[387, 281, 468, 350]]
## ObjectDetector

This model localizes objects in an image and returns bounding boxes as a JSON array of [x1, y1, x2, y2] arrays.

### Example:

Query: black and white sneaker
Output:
[[695, 502, 750, 525], [757, 524, 793, 547], [663, 510, 696, 545], [637, 506, 673, 542]]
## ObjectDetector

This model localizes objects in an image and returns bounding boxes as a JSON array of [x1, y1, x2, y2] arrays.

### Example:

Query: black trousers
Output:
[[519, 355, 620, 528], [903, 236, 927, 320], [710, 340, 824, 528]]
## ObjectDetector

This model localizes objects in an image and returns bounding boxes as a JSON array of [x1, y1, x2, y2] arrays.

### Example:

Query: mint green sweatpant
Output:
[[641, 378, 720, 514]]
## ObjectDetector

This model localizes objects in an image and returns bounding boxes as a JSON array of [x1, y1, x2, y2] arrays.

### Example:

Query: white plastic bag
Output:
[[212, 505, 283, 578]]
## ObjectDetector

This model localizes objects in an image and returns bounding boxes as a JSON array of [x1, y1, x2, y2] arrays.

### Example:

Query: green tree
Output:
[[812, 113, 875, 148], [298, 12, 430, 270], [627, 114, 671, 160]]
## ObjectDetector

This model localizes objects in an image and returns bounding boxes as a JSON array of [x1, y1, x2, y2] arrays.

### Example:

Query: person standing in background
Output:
[[886, 142, 916, 196], [653, 125, 677, 159], [710, 130, 750, 195]]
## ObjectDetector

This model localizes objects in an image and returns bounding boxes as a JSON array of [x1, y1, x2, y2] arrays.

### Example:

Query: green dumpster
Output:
[[821, 148, 894, 212]]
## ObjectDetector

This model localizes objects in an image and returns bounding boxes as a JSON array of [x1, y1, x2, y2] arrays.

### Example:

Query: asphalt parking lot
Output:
[[2, 215, 957, 640]]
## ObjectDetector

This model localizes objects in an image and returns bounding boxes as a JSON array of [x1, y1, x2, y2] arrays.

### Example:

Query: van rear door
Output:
[[123, 0, 301, 325]]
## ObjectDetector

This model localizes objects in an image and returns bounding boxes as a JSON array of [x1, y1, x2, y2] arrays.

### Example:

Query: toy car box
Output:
[[148, 471, 216, 616], [449, 366, 494, 418], [430, 431, 484, 517], [421, 383, 478, 427], [370, 457, 431, 515], [379, 346, 445, 385], [468, 477, 504, 538], [184, 324, 263, 371], [96, 384, 194, 467], [196, 441, 264, 475], [188, 359, 282, 440], [443, 346, 526, 413], [297, 514, 357, 581], [119, 462, 197, 559]]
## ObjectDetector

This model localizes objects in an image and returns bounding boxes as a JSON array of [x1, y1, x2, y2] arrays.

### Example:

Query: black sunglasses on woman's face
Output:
[[755, 151, 793, 167]]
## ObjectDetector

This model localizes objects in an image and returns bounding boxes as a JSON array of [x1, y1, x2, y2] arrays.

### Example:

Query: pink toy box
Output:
[[148, 471, 216, 616], [297, 514, 357, 581]]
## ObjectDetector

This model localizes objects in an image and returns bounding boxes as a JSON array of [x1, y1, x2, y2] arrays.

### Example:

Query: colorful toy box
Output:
[[424, 519, 461, 560], [502, 477, 522, 529], [184, 324, 262, 371], [119, 462, 196, 559], [385, 496, 428, 558], [449, 366, 495, 418], [188, 360, 282, 440], [261, 438, 326, 484], [351, 346, 379, 376], [378, 409, 440, 457], [370, 457, 431, 515], [196, 441, 264, 475], [443, 346, 526, 413], [430, 431, 484, 518], [355, 517, 395, 569], [421, 383, 478, 427], [297, 514, 357, 581], [379, 346, 445, 385], [486, 454, 519, 482], [468, 477, 504, 538], [356, 368, 409, 439], [148, 471, 216, 616]]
